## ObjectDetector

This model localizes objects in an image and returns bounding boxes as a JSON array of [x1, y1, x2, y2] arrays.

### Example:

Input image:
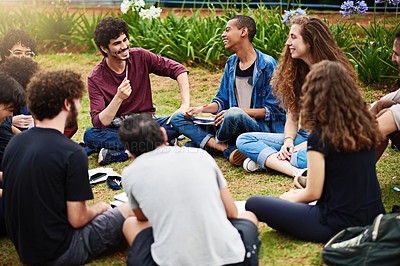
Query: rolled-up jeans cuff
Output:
[[257, 146, 278, 169], [290, 150, 300, 168], [200, 134, 213, 149]]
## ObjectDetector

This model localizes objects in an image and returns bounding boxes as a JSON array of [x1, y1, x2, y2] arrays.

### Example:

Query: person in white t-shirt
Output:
[[119, 114, 260, 266]]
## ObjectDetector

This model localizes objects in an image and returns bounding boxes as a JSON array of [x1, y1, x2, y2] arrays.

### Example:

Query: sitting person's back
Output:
[[123, 145, 246, 265], [120, 114, 260, 265]]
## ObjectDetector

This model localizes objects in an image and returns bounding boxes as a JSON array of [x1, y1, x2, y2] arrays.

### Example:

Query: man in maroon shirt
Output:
[[83, 17, 190, 165]]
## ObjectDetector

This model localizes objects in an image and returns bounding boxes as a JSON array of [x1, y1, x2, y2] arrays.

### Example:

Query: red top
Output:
[[88, 48, 188, 128]]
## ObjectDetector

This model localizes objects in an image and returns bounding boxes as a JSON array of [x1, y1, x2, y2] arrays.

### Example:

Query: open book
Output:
[[192, 116, 215, 126]]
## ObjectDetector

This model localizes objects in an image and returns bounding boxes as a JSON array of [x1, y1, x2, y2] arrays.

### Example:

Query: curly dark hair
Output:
[[26, 70, 85, 121], [0, 72, 25, 111], [94, 17, 129, 57], [119, 114, 165, 158], [230, 15, 256, 43], [272, 16, 357, 114], [0, 29, 37, 62], [300, 60, 381, 152], [0, 57, 40, 89]]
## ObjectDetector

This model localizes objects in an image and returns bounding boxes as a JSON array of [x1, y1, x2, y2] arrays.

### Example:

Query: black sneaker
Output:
[[98, 148, 129, 165], [98, 148, 112, 165]]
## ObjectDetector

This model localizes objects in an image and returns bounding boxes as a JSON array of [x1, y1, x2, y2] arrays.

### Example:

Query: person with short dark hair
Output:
[[120, 114, 260, 265], [0, 56, 39, 131], [170, 15, 285, 166], [83, 17, 190, 165], [0, 72, 25, 236], [371, 30, 400, 161], [246, 60, 384, 243], [2, 70, 133, 264]]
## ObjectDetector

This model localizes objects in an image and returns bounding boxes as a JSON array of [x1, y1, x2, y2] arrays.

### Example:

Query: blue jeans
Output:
[[236, 129, 309, 169], [84, 117, 178, 161], [170, 107, 264, 149]]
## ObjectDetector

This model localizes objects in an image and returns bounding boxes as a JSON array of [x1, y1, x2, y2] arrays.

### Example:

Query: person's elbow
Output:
[[304, 188, 322, 202]]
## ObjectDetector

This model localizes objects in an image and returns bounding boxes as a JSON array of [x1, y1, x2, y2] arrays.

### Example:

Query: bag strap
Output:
[[372, 213, 384, 242]]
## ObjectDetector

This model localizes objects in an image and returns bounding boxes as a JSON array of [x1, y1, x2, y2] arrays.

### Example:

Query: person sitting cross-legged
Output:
[[245, 60, 385, 243], [0, 72, 25, 236], [170, 15, 285, 166], [2, 70, 133, 265], [83, 17, 191, 165], [119, 114, 261, 266], [371, 30, 400, 161]]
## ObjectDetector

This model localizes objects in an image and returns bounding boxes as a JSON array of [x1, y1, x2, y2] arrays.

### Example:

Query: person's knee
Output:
[[238, 211, 258, 226], [122, 217, 140, 245], [377, 109, 398, 136], [224, 107, 244, 120], [169, 112, 185, 126], [236, 133, 251, 149], [245, 196, 261, 213], [83, 127, 96, 144], [290, 149, 307, 169]]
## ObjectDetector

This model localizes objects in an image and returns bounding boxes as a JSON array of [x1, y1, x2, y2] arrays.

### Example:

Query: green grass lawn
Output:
[[0, 53, 399, 265]]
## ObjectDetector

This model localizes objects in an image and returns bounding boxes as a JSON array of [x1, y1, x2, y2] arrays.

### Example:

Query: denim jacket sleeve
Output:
[[253, 50, 286, 123]]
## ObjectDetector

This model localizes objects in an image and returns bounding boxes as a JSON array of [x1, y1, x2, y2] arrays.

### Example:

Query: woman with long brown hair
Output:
[[245, 60, 384, 242], [237, 16, 357, 176]]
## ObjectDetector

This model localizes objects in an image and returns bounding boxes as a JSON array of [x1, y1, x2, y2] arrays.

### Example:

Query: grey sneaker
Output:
[[243, 158, 261, 172]]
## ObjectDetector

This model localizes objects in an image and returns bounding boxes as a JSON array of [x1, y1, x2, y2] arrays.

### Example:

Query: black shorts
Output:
[[127, 227, 157, 266], [126, 218, 260, 266]]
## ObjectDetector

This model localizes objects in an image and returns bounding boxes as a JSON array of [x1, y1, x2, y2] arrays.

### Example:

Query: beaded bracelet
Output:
[[283, 136, 293, 142]]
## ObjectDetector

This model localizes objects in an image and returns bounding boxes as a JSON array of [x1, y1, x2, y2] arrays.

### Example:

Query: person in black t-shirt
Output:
[[245, 60, 384, 242], [2, 70, 133, 264], [0, 72, 24, 236]]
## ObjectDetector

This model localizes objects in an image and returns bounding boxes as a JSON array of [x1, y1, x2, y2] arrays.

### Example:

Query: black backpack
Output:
[[322, 213, 400, 266]]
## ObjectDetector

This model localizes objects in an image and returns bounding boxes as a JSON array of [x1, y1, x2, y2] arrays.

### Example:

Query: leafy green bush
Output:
[[64, 10, 113, 52], [347, 22, 400, 87], [0, 1, 399, 87]]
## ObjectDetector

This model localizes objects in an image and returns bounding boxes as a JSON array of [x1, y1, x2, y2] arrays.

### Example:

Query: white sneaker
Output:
[[243, 158, 260, 172]]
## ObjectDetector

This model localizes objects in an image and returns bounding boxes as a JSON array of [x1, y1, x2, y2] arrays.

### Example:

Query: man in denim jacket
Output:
[[170, 15, 285, 165]]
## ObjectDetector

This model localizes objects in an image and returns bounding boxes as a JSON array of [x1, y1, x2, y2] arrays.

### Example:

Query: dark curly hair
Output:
[[26, 70, 85, 121], [300, 60, 381, 152], [0, 29, 37, 62], [272, 16, 357, 114], [119, 114, 165, 158], [0, 72, 25, 111], [94, 17, 129, 57], [0, 57, 40, 89]]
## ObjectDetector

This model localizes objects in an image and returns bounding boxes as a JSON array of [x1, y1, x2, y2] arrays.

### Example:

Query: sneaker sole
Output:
[[243, 159, 259, 172], [229, 150, 247, 166], [293, 175, 306, 189]]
